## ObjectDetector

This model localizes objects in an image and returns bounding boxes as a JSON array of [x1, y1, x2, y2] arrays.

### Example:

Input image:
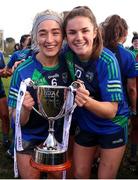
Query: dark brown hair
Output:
[[20, 34, 31, 49], [63, 6, 103, 60], [132, 32, 138, 43], [102, 14, 128, 49]]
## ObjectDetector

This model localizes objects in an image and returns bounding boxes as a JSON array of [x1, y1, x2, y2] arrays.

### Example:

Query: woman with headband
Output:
[[8, 9, 72, 179]]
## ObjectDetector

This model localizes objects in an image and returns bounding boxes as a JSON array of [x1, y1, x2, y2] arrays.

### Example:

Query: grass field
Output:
[[0, 57, 138, 178]]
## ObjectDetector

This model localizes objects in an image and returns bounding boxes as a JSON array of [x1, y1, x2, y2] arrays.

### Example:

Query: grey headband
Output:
[[31, 10, 63, 52], [33, 15, 63, 32]]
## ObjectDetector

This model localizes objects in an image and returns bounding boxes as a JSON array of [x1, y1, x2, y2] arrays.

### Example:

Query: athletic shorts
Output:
[[70, 120, 77, 136], [0, 78, 6, 98], [16, 139, 44, 155], [75, 126, 128, 149]]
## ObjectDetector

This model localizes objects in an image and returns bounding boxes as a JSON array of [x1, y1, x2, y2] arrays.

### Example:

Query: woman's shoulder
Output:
[[99, 47, 117, 65], [14, 56, 34, 74], [118, 44, 135, 60]]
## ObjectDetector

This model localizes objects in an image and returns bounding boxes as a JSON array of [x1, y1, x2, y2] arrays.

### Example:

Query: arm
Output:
[[20, 91, 35, 126], [127, 77, 137, 113], [5, 59, 24, 76], [12, 59, 25, 73], [7, 53, 18, 69], [9, 107, 16, 120], [75, 83, 118, 119], [0, 68, 12, 77], [84, 98, 118, 119], [8, 67, 33, 125], [0, 68, 5, 77], [8, 91, 34, 126], [0, 52, 5, 69]]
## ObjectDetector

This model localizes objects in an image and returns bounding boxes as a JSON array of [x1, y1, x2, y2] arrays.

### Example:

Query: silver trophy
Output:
[[30, 83, 77, 172]]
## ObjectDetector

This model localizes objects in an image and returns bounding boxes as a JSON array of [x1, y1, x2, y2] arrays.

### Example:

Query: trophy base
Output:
[[31, 146, 71, 172], [33, 147, 67, 165], [30, 158, 71, 172]]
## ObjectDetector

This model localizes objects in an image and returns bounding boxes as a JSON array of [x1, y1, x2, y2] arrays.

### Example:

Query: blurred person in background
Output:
[[6, 34, 32, 159], [13, 43, 20, 52], [129, 32, 138, 53], [0, 51, 12, 149], [128, 32, 138, 169], [6, 34, 32, 70], [102, 15, 137, 124]]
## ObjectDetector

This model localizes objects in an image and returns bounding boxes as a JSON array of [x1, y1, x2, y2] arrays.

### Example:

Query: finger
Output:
[[76, 79, 84, 84], [75, 98, 84, 107], [76, 88, 90, 96], [75, 93, 88, 106]]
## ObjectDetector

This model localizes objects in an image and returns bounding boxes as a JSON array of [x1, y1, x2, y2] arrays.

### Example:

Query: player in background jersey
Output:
[[62, 6, 129, 179], [102, 15, 138, 172], [6, 35, 32, 159], [6, 34, 32, 71], [128, 32, 138, 169], [102, 15, 137, 117]]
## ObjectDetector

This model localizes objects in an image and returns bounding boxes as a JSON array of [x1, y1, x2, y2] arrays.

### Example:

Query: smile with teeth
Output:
[[45, 45, 57, 49], [74, 42, 86, 48]]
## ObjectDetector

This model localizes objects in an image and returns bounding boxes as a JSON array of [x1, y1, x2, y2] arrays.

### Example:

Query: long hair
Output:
[[63, 6, 103, 60], [102, 15, 128, 49]]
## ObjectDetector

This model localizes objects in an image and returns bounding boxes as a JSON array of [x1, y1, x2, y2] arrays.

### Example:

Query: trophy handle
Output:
[[32, 106, 43, 116], [32, 104, 52, 119], [32, 98, 73, 120]]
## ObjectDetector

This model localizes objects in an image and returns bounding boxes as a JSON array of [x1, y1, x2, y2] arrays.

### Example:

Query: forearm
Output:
[[127, 78, 137, 112], [19, 91, 34, 126], [128, 89, 137, 112], [9, 107, 16, 119], [20, 106, 31, 126], [9, 106, 30, 126], [84, 97, 118, 119]]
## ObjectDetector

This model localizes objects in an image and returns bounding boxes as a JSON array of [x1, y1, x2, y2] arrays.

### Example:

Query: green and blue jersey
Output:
[[62, 46, 129, 135], [109, 44, 137, 112], [8, 53, 71, 141], [7, 48, 32, 68]]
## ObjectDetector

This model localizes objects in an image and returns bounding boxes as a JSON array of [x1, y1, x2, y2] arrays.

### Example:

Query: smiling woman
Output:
[[62, 5, 130, 179], [8, 9, 72, 179]]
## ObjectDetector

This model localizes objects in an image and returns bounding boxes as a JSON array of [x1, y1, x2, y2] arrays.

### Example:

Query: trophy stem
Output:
[[43, 120, 58, 150], [48, 120, 55, 142], [48, 120, 55, 133]]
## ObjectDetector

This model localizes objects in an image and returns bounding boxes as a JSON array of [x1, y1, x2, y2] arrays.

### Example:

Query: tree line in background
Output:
[[3, 37, 15, 56]]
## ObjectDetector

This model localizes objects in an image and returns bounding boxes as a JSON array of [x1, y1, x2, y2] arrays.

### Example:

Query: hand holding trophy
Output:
[[16, 79, 79, 174]]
